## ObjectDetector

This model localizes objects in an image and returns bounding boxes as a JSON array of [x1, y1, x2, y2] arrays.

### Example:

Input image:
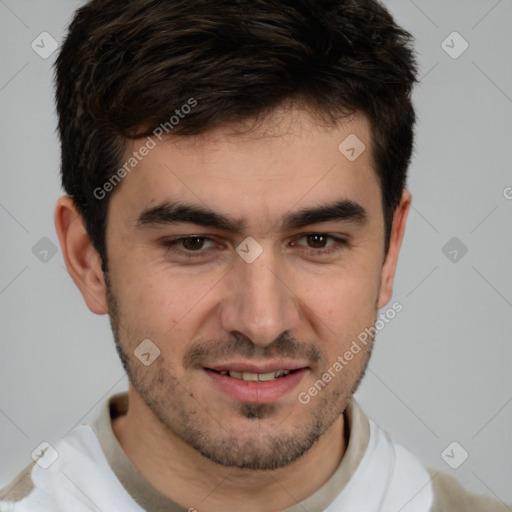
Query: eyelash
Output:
[[161, 234, 348, 259]]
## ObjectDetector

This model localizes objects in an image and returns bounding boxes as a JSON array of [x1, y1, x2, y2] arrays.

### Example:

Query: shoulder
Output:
[[0, 461, 37, 502], [366, 420, 509, 512], [0, 425, 101, 511], [426, 467, 510, 512]]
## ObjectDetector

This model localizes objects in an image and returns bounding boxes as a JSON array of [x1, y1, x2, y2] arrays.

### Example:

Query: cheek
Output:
[[113, 265, 219, 336], [302, 265, 380, 326]]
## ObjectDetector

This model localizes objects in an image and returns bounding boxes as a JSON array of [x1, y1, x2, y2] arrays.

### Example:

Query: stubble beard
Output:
[[104, 276, 375, 470]]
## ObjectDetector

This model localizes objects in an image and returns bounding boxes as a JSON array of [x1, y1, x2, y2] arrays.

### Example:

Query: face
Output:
[[103, 110, 393, 470]]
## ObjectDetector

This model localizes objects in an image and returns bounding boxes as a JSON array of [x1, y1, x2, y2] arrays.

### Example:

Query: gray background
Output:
[[1, 0, 511, 505]]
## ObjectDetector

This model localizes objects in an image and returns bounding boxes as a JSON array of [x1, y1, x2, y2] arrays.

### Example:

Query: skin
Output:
[[55, 108, 411, 512]]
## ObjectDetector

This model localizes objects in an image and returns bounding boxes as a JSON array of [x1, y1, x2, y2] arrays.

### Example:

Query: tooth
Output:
[[226, 369, 293, 381], [258, 372, 277, 381], [242, 372, 259, 381]]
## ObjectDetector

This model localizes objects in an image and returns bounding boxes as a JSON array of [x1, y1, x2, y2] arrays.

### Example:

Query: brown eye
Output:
[[293, 233, 348, 256], [305, 234, 330, 249], [161, 236, 217, 259], [181, 236, 208, 251]]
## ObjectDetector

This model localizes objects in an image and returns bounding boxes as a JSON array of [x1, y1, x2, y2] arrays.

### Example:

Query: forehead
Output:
[[108, 109, 383, 232]]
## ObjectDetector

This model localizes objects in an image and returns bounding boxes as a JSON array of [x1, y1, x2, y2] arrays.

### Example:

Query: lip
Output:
[[204, 367, 309, 404]]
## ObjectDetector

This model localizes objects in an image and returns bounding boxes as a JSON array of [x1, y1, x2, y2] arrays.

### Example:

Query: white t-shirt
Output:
[[0, 393, 507, 512]]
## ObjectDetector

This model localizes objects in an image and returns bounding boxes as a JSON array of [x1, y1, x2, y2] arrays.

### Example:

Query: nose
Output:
[[219, 246, 301, 348]]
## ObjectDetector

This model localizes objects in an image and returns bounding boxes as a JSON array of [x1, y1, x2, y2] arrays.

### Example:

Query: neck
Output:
[[112, 385, 347, 512]]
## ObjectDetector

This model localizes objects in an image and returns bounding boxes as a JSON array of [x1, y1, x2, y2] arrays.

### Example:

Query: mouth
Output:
[[203, 364, 309, 404], [208, 368, 299, 381]]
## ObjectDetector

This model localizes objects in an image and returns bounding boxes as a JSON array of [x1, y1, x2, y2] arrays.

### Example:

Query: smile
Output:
[[204, 367, 308, 404], [214, 369, 294, 381]]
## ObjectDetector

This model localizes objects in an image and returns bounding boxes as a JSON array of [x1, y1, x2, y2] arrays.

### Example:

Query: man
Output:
[[0, 0, 508, 511]]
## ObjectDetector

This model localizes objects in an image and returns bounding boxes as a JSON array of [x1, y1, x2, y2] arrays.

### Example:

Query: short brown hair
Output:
[[55, 0, 418, 269]]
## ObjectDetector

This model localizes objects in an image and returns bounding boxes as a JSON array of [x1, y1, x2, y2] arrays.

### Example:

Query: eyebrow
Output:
[[135, 198, 367, 234]]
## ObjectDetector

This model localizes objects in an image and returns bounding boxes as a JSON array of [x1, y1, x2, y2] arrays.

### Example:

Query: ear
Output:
[[54, 195, 108, 315], [377, 190, 411, 309]]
